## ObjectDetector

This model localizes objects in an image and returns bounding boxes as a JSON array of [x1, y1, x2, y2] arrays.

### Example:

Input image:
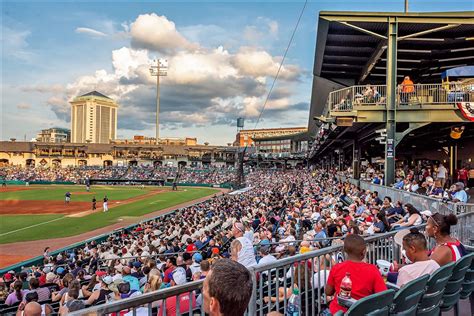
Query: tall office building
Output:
[[70, 91, 118, 144]]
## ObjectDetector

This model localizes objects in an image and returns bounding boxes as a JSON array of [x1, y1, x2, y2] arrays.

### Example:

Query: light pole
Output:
[[149, 58, 168, 144]]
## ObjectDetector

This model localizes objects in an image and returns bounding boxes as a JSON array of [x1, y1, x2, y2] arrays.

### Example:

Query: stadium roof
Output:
[[308, 11, 474, 134], [314, 11, 474, 85], [79, 91, 112, 99]]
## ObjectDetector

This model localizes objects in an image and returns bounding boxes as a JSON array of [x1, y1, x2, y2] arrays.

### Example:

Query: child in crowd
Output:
[[396, 228, 440, 287], [325, 234, 387, 314]]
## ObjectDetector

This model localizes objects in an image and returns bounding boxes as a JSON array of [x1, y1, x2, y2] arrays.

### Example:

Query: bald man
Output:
[[18, 302, 42, 316]]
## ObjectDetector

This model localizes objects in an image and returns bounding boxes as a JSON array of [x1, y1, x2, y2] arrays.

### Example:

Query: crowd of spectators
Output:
[[0, 168, 468, 315], [0, 166, 237, 185], [344, 162, 472, 203]]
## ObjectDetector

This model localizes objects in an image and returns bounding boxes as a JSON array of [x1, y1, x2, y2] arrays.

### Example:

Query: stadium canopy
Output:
[[308, 11, 474, 181], [313, 11, 474, 86], [309, 11, 474, 130]]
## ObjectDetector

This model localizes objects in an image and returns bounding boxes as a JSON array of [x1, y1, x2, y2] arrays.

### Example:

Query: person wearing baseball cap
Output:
[[159, 267, 196, 315], [448, 182, 468, 203], [190, 253, 202, 276], [84, 275, 113, 306]]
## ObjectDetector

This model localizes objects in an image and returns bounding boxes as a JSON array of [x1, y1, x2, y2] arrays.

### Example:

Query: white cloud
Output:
[[16, 102, 31, 110], [233, 47, 299, 80], [1, 26, 33, 61], [129, 13, 199, 54], [243, 17, 279, 44], [41, 13, 305, 138], [75, 27, 107, 37], [21, 84, 65, 94]]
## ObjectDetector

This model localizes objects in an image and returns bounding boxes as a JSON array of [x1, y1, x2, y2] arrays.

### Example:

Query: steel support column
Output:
[[385, 17, 398, 186], [353, 140, 361, 179]]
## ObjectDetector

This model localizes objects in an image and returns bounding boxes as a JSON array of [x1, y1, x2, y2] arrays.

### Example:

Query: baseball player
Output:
[[65, 192, 71, 204], [103, 195, 109, 212]]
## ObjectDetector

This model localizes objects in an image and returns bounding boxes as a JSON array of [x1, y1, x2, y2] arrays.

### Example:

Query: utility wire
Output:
[[252, 0, 308, 130], [237, 0, 308, 186]]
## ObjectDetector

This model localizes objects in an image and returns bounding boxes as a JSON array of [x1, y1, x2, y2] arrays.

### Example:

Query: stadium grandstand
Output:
[[1, 10, 474, 316]]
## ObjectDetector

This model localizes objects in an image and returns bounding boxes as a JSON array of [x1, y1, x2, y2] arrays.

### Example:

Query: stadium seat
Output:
[[334, 289, 396, 316], [459, 252, 474, 300], [0, 302, 20, 314], [416, 262, 455, 316], [389, 274, 429, 316], [439, 253, 474, 314]]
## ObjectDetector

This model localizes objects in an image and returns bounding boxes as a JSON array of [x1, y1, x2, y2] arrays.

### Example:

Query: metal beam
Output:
[[320, 12, 474, 24], [338, 21, 387, 39], [395, 122, 430, 146], [398, 24, 460, 41], [384, 17, 397, 186], [358, 40, 387, 83]]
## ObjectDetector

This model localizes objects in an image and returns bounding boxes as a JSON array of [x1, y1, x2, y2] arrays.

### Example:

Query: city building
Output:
[[70, 91, 118, 144], [234, 127, 307, 147], [113, 135, 198, 146], [36, 127, 70, 143], [0, 141, 237, 168], [254, 133, 308, 155]]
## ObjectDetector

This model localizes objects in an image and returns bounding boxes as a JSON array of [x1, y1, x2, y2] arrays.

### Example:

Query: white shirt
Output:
[[237, 237, 257, 268], [396, 260, 440, 287], [258, 254, 277, 266], [312, 270, 330, 289], [437, 166, 447, 178]]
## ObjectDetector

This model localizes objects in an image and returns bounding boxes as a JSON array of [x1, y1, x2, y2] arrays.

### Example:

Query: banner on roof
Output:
[[457, 102, 474, 122]]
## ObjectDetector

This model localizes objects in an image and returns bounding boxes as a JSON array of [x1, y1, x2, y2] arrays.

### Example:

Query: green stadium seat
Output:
[[333, 289, 396, 316], [459, 253, 474, 301], [389, 274, 429, 316], [439, 253, 474, 315], [416, 262, 455, 316]]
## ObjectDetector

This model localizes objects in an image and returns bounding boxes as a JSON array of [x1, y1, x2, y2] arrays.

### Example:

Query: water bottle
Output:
[[339, 272, 352, 298], [286, 288, 301, 315]]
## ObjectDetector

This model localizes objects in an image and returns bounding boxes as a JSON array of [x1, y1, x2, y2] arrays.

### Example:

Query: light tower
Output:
[[149, 58, 168, 144]]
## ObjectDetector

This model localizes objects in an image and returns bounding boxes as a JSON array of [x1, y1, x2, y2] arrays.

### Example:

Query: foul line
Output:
[[0, 216, 66, 237]]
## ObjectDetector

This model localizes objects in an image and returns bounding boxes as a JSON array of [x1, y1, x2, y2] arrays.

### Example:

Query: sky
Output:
[[1, 0, 473, 145]]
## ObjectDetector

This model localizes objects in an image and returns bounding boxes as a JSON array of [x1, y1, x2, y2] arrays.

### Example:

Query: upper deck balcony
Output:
[[327, 82, 474, 123]]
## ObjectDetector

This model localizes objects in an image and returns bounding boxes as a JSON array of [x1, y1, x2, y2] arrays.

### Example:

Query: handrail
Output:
[[329, 82, 474, 112], [31, 212, 474, 315]]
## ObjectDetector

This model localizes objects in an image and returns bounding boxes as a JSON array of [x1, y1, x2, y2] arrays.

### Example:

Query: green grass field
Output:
[[0, 185, 218, 244], [0, 185, 150, 201]]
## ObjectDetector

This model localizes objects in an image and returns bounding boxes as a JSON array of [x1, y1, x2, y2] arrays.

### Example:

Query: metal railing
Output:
[[69, 212, 474, 316], [357, 180, 473, 216], [328, 83, 474, 112]]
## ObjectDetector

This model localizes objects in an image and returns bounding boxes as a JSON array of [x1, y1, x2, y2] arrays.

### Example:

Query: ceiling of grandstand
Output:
[[313, 122, 473, 159], [314, 11, 474, 85]]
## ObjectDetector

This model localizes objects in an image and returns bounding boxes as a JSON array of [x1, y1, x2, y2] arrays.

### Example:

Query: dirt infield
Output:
[[0, 200, 92, 215], [0, 187, 170, 215], [0, 187, 33, 193], [0, 189, 227, 268]]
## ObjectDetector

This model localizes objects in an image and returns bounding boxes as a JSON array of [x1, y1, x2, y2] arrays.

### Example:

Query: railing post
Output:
[[247, 268, 257, 315]]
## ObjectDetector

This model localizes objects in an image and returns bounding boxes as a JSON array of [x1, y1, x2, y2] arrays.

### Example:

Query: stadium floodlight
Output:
[[149, 58, 168, 144]]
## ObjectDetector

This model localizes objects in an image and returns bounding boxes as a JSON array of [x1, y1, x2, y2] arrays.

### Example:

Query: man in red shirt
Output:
[[162, 257, 177, 284], [458, 166, 468, 187], [159, 267, 196, 316], [326, 234, 387, 314], [186, 238, 197, 253]]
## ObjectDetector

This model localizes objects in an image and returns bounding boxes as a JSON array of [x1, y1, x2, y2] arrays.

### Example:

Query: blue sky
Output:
[[2, 0, 473, 144]]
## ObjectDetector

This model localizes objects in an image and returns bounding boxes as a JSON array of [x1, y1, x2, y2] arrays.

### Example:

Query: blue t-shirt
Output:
[[123, 275, 141, 291], [453, 190, 468, 203]]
